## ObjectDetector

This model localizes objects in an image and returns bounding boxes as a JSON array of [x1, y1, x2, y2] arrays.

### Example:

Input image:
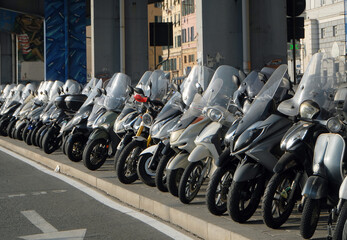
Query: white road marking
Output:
[[0, 146, 194, 240], [20, 210, 86, 240], [21, 210, 58, 233], [31, 191, 47, 196], [8, 193, 26, 198]]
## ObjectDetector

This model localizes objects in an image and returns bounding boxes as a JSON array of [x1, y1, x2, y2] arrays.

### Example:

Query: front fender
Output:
[[167, 152, 189, 170], [188, 145, 211, 163], [89, 128, 109, 141], [140, 144, 158, 156], [132, 135, 147, 142], [302, 175, 328, 199], [273, 152, 299, 174], [233, 160, 263, 183]]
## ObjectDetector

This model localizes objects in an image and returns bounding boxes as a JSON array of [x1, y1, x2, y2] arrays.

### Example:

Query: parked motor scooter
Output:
[[262, 52, 339, 229], [136, 65, 215, 187], [299, 54, 346, 239], [226, 64, 292, 223], [176, 65, 243, 204], [204, 67, 275, 215], [82, 73, 132, 170], [115, 70, 170, 183]]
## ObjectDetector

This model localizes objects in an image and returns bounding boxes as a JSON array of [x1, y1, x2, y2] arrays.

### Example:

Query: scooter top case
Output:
[[65, 94, 88, 112]]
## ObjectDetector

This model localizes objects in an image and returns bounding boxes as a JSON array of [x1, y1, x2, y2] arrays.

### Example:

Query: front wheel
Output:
[[7, 119, 16, 138], [155, 153, 174, 192], [67, 134, 86, 162], [227, 176, 265, 223], [42, 127, 61, 154], [14, 122, 26, 140], [83, 139, 108, 170], [22, 123, 31, 145], [262, 170, 299, 229], [116, 140, 146, 184], [300, 198, 321, 239], [178, 161, 204, 204], [334, 201, 347, 240], [137, 153, 156, 187], [0, 119, 9, 136], [206, 164, 236, 216]]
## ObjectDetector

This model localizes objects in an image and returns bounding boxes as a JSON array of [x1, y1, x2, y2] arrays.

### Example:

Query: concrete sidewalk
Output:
[[0, 137, 328, 240]]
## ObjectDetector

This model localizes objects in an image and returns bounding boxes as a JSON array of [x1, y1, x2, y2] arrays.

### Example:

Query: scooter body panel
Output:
[[167, 152, 190, 170], [302, 175, 328, 199], [339, 177, 347, 200]]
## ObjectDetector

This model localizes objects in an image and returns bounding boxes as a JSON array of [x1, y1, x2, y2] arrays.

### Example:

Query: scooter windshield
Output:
[[181, 65, 214, 106], [0, 84, 15, 100], [21, 83, 37, 102], [144, 70, 169, 101], [136, 71, 152, 91], [202, 65, 241, 110], [62, 79, 81, 95], [104, 73, 131, 111], [81, 79, 103, 108], [235, 64, 288, 136], [48, 81, 64, 101], [278, 52, 344, 118], [81, 78, 98, 95]]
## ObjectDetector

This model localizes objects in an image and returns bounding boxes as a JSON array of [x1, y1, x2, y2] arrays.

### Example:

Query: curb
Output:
[[0, 138, 251, 240]]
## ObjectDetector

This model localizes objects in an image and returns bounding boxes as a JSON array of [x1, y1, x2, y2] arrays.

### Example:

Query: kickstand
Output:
[[327, 209, 333, 240]]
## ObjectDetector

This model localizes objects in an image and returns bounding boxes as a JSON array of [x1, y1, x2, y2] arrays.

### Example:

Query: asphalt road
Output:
[[0, 149, 193, 240]]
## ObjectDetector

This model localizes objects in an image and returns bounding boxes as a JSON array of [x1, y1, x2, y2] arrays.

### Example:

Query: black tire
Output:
[[116, 140, 146, 184], [42, 127, 61, 154], [14, 122, 26, 140], [262, 169, 299, 229], [334, 201, 347, 240], [7, 119, 16, 138], [22, 123, 31, 144], [38, 126, 49, 148], [155, 153, 174, 192], [67, 134, 86, 162], [300, 198, 321, 239], [227, 176, 266, 223], [0, 119, 9, 136], [25, 128, 33, 145], [137, 153, 156, 187], [31, 124, 41, 146], [206, 164, 236, 216], [167, 168, 184, 197], [83, 139, 108, 170], [113, 149, 122, 170], [178, 161, 204, 204], [36, 125, 46, 148]]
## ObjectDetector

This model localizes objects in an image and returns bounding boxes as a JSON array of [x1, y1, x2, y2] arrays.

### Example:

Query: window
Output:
[[154, 2, 162, 8], [177, 35, 181, 47], [187, 28, 190, 42], [154, 16, 162, 23], [184, 55, 187, 63], [182, 0, 195, 16], [321, 28, 325, 38], [182, 29, 186, 43], [191, 27, 194, 41], [189, 54, 195, 63], [333, 25, 338, 37]]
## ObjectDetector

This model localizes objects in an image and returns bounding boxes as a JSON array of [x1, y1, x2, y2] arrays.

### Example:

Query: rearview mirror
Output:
[[232, 75, 241, 88], [134, 87, 144, 95]]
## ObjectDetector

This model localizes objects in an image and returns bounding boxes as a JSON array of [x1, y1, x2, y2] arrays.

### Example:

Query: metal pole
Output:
[[120, 0, 125, 73], [242, 0, 251, 74], [292, 0, 296, 85]]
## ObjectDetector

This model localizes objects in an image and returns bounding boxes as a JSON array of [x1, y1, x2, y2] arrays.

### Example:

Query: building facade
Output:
[[301, 0, 346, 71], [181, 0, 197, 76], [148, 3, 163, 71], [161, 0, 183, 79]]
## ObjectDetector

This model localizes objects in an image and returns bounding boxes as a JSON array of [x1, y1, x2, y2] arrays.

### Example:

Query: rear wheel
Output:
[[31, 124, 41, 146], [25, 128, 33, 145], [206, 165, 235, 215], [116, 140, 146, 184], [300, 198, 321, 239], [38, 126, 49, 148], [22, 123, 31, 144], [6, 119, 16, 138], [227, 176, 265, 223], [83, 139, 108, 170], [167, 168, 184, 197], [0, 119, 9, 136], [262, 170, 299, 229], [67, 134, 86, 162]]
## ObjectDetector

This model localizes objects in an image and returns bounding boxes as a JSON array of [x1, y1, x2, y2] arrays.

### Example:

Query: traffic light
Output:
[[287, 0, 305, 42]]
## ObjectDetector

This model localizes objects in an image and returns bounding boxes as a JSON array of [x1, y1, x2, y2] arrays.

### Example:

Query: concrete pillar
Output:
[[0, 32, 13, 84], [92, 0, 148, 82], [196, 0, 287, 71]]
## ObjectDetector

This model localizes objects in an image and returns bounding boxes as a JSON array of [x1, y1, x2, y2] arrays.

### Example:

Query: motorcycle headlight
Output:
[[208, 109, 223, 122], [142, 113, 153, 127], [234, 128, 263, 151], [326, 117, 343, 133], [299, 100, 320, 119]]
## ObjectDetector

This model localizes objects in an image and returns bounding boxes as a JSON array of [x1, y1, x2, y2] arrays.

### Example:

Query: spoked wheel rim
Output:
[[215, 171, 233, 207], [124, 147, 141, 178], [71, 141, 83, 159], [185, 164, 203, 199], [271, 175, 296, 218], [144, 156, 156, 176], [90, 142, 107, 165], [239, 179, 259, 212]]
